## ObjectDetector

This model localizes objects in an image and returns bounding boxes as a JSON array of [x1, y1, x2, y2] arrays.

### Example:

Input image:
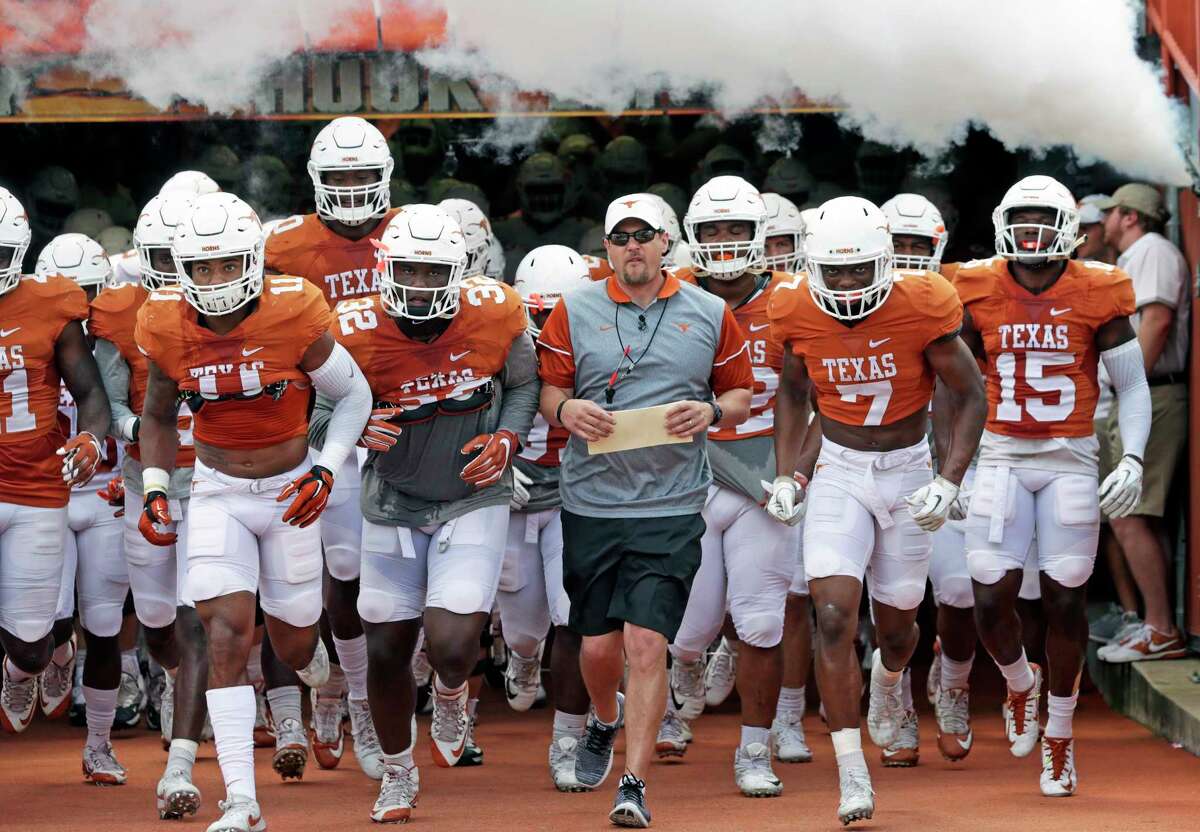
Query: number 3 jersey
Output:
[[768, 271, 962, 428], [134, 277, 332, 451], [330, 279, 533, 527]]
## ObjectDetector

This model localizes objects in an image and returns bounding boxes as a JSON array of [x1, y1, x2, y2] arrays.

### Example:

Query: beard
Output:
[[619, 257, 655, 284]]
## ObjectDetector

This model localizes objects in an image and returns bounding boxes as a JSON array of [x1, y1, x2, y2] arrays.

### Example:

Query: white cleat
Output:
[[504, 645, 543, 712], [549, 732, 587, 792], [1039, 737, 1077, 797], [272, 717, 309, 780], [703, 637, 739, 707], [866, 650, 905, 749], [348, 697, 385, 780], [734, 742, 783, 797], [837, 766, 875, 825], [771, 709, 813, 763], [40, 636, 76, 719], [82, 741, 127, 786], [159, 671, 175, 749], [1, 661, 38, 734], [935, 687, 973, 762], [371, 763, 419, 824], [669, 657, 706, 721], [655, 708, 689, 758], [310, 683, 345, 770], [207, 795, 265, 832], [429, 680, 470, 768], [157, 766, 202, 819], [295, 639, 330, 690], [1004, 663, 1042, 758], [880, 709, 920, 767]]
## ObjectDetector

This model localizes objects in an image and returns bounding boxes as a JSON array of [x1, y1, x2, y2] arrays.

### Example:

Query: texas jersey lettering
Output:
[[0, 275, 89, 507], [134, 276, 331, 449], [768, 271, 962, 426], [264, 209, 400, 306], [953, 256, 1135, 439]]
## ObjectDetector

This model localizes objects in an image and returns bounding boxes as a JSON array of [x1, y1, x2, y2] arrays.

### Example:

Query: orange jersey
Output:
[[518, 412, 568, 467], [264, 209, 400, 307], [0, 275, 89, 507], [332, 277, 528, 408], [768, 271, 962, 427], [135, 276, 331, 451], [953, 257, 1135, 439], [676, 268, 786, 439], [584, 255, 614, 282], [90, 283, 196, 467]]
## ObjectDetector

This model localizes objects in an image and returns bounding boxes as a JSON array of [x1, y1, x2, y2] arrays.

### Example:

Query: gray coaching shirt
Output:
[[536, 272, 754, 519]]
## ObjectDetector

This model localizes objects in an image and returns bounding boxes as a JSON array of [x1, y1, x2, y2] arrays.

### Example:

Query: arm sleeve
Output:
[[710, 305, 754, 396], [535, 302, 576, 388], [1100, 338, 1150, 461], [94, 337, 138, 441], [498, 331, 541, 440], [306, 341, 372, 472]]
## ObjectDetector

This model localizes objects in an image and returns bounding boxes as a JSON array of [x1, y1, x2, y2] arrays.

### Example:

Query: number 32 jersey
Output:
[[953, 257, 1135, 439], [768, 271, 962, 427]]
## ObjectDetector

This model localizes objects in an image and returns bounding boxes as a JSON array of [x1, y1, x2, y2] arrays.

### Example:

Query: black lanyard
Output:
[[605, 296, 671, 405]]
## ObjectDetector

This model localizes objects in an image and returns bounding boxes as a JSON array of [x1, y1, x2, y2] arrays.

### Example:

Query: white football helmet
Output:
[[653, 194, 681, 258], [805, 196, 894, 321], [512, 245, 592, 336], [762, 193, 806, 272], [134, 193, 196, 291], [437, 198, 492, 277], [308, 117, 394, 227], [993, 175, 1081, 263], [171, 193, 265, 316], [881, 193, 947, 271], [63, 207, 114, 239], [0, 186, 31, 297], [683, 175, 767, 280], [159, 170, 220, 197], [377, 204, 468, 322], [35, 233, 113, 289]]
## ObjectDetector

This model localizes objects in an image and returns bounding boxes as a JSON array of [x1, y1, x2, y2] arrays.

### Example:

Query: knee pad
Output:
[[79, 602, 123, 639], [323, 544, 361, 582], [934, 576, 975, 609], [432, 579, 488, 617], [734, 613, 784, 649], [871, 579, 925, 612], [1043, 555, 1093, 589], [185, 563, 247, 605], [135, 597, 177, 630], [966, 550, 1009, 586], [357, 588, 397, 625], [261, 589, 321, 630]]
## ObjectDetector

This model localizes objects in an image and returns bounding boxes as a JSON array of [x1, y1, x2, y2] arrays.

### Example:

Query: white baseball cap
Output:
[[1078, 194, 1108, 225], [605, 193, 664, 234]]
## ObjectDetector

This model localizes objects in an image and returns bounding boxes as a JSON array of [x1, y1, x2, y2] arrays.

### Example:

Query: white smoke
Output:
[[418, 0, 1189, 185]]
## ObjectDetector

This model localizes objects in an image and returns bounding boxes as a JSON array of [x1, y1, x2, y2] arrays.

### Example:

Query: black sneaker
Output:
[[609, 773, 651, 828], [574, 692, 624, 789]]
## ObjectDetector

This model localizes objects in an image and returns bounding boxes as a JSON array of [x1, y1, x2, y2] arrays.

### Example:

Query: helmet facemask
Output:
[[0, 240, 28, 297], [309, 159, 395, 226], [381, 257, 465, 323], [806, 252, 894, 322], [994, 205, 1080, 265], [175, 245, 265, 317], [685, 218, 765, 281]]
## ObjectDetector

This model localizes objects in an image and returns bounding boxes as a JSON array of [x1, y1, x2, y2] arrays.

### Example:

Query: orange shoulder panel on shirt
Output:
[[264, 210, 399, 307], [0, 276, 89, 507], [585, 255, 614, 282]]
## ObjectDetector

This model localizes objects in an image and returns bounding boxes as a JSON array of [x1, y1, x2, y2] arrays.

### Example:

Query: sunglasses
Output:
[[607, 228, 659, 246]]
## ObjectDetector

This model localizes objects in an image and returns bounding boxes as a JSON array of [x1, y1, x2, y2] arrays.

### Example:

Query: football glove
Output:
[[905, 475, 960, 532], [358, 406, 403, 452], [460, 430, 518, 487], [1099, 455, 1143, 519], [764, 475, 806, 526], [138, 491, 177, 546], [97, 475, 126, 517], [57, 431, 103, 487], [278, 465, 335, 528]]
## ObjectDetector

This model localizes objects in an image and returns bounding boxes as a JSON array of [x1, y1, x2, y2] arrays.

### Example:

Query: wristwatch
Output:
[[707, 400, 723, 425]]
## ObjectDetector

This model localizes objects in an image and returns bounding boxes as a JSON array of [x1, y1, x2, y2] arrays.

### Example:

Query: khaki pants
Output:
[[1106, 383, 1188, 518]]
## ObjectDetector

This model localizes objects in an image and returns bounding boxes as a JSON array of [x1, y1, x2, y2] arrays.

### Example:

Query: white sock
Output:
[[900, 668, 914, 711], [740, 725, 770, 748], [319, 663, 347, 697], [332, 634, 369, 702], [776, 686, 805, 715], [831, 727, 867, 770], [4, 657, 34, 683], [120, 649, 139, 677], [668, 645, 703, 664], [997, 649, 1035, 693], [52, 639, 74, 665], [265, 686, 302, 725], [940, 653, 974, 691], [206, 685, 256, 802], [245, 643, 264, 690], [871, 649, 903, 689], [1045, 692, 1078, 739], [381, 749, 415, 770], [166, 738, 199, 778], [434, 677, 466, 698], [553, 709, 587, 736], [83, 685, 117, 749]]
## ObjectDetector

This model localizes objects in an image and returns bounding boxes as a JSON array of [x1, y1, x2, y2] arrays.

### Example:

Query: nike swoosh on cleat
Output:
[[670, 688, 688, 713], [957, 733, 973, 751]]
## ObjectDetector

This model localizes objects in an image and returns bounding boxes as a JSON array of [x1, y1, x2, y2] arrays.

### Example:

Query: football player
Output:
[[954, 176, 1150, 797], [264, 116, 397, 778], [503, 244, 594, 790], [134, 193, 372, 832], [314, 204, 538, 823], [0, 188, 112, 737], [767, 196, 986, 824], [656, 176, 797, 797]]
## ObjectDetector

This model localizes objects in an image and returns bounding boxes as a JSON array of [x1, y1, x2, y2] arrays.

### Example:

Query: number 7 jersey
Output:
[[953, 257, 1135, 439]]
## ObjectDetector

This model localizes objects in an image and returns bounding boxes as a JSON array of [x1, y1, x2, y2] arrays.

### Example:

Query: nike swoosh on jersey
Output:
[[748, 323, 770, 332], [868, 338, 891, 348], [0, 327, 20, 337], [1049, 307, 1072, 316], [450, 350, 472, 362], [242, 346, 264, 356]]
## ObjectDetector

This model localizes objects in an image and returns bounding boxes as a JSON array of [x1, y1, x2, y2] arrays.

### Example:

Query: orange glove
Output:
[[97, 475, 126, 517], [460, 430, 518, 487], [138, 491, 177, 546], [358, 407, 403, 452], [277, 465, 335, 528], [57, 431, 103, 487]]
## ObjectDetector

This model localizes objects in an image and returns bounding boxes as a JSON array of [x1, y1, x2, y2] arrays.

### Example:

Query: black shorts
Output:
[[561, 511, 705, 641]]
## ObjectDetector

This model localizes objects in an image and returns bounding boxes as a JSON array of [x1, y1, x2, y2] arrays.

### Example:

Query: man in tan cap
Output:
[[1095, 183, 1189, 662]]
